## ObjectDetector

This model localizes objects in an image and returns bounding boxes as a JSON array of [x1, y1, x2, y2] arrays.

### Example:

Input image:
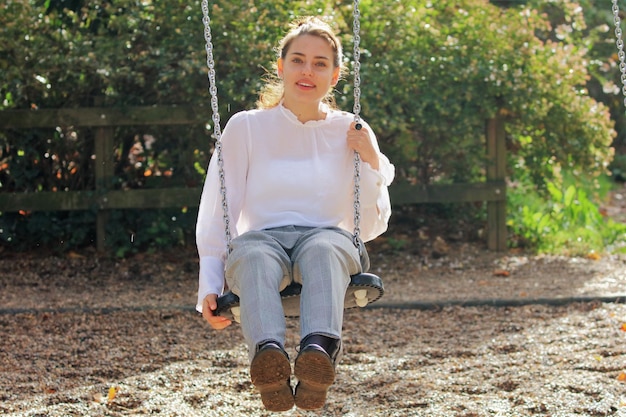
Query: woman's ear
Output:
[[331, 66, 340, 86], [277, 58, 284, 79]]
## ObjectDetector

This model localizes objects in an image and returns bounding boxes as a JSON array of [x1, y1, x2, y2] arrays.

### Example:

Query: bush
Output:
[[350, 0, 614, 188], [507, 172, 626, 255]]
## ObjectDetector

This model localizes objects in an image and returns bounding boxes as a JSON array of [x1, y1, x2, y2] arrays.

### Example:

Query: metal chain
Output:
[[352, 0, 363, 253], [201, 0, 232, 252], [613, 0, 626, 110], [200, 0, 364, 254], [352, 1, 362, 124]]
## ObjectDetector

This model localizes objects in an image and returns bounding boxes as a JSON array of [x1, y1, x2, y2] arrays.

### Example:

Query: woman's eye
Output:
[[316, 62, 327, 67]]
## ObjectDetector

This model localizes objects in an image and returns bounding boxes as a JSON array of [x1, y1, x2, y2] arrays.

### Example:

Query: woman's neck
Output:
[[282, 99, 326, 123]]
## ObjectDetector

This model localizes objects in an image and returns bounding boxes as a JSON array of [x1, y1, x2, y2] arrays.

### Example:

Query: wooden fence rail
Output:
[[0, 106, 507, 252]]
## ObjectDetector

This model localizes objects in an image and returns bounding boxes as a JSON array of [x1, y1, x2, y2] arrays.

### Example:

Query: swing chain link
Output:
[[613, 0, 626, 110], [201, 0, 232, 252], [352, 0, 363, 254]]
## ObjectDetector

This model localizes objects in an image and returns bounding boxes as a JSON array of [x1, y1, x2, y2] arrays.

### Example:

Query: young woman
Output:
[[196, 16, 394, 412]]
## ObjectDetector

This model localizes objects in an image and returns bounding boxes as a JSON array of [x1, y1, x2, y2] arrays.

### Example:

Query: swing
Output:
[[200, 0, 384, 323]]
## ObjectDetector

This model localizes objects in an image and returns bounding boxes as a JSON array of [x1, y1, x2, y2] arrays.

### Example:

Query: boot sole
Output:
[[294, 348, 335, 410], [250, 347, 294, 412]]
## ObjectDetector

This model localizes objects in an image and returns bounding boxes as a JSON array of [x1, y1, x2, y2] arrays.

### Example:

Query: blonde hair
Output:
[[257, 17, 344, 109]]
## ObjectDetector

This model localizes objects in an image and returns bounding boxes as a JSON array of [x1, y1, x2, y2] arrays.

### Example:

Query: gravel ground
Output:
[[1, 236, 626, 417]]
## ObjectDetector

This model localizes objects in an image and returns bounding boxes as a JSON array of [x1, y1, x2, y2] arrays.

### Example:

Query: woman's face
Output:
[[277, 34, 340, 106]]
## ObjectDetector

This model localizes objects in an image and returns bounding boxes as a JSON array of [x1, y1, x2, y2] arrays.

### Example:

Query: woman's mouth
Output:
[[297, 81, 315, 89]]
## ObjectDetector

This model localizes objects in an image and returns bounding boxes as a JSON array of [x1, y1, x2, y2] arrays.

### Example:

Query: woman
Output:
[[196, 16, 394, 412]]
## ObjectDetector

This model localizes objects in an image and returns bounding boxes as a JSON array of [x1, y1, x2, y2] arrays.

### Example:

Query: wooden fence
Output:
[[0, 105, 507, 252]]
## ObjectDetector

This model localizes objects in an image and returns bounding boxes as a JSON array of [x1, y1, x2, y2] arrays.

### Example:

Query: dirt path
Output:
[[1, 240, 625, 416]]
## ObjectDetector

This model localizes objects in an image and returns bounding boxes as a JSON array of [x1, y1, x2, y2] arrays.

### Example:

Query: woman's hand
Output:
[[346, 122, 379, 171], [202, 293, 232, 330]]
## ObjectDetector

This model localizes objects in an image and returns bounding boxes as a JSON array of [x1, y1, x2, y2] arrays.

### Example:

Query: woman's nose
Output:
[[301, 64, 312, 76]]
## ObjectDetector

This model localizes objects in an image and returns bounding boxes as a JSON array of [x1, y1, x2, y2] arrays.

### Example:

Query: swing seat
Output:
[[215, 272, 384, 323]]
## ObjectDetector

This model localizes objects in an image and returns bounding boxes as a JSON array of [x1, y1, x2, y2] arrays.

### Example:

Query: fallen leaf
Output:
[[107, 386, 118, 404], [586, 251, 601, 260], [493, 270, 510, 277], [432, 236, 449, 257], [67, 251, 85, 259], [620, 323, 626, 332], [617, 372, 626, 382]]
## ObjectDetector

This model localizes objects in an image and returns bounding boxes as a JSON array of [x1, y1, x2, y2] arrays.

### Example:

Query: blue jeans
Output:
[[225, 226, 369, 359]]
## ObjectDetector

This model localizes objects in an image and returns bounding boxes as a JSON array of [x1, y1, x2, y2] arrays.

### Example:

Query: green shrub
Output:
[[351, 0, 614, 188], [104, 207, 197, 258], [507, 172, 626, 255], [0, 210, 96, 251]]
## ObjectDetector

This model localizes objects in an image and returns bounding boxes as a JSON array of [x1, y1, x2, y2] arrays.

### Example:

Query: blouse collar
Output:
[[279, 101, 333, 127]]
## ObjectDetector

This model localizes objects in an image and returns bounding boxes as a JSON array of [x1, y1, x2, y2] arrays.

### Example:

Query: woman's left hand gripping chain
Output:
[[346, 122, 379, 171]]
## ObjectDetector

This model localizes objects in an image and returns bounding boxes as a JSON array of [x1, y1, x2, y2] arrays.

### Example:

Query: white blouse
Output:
[[196, 103, 395, 311]]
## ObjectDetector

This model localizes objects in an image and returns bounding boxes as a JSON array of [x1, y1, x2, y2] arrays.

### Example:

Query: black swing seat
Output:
[[215, 272, 384, 323]]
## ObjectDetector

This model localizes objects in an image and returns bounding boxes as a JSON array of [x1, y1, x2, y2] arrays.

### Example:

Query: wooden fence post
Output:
[[486, 117, 507, 251], [93, 102, 115, 253]]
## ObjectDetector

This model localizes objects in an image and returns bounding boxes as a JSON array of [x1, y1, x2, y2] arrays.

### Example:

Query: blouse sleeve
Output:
[[353, 120, 395, 243], [195, 112, 250, 312]]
